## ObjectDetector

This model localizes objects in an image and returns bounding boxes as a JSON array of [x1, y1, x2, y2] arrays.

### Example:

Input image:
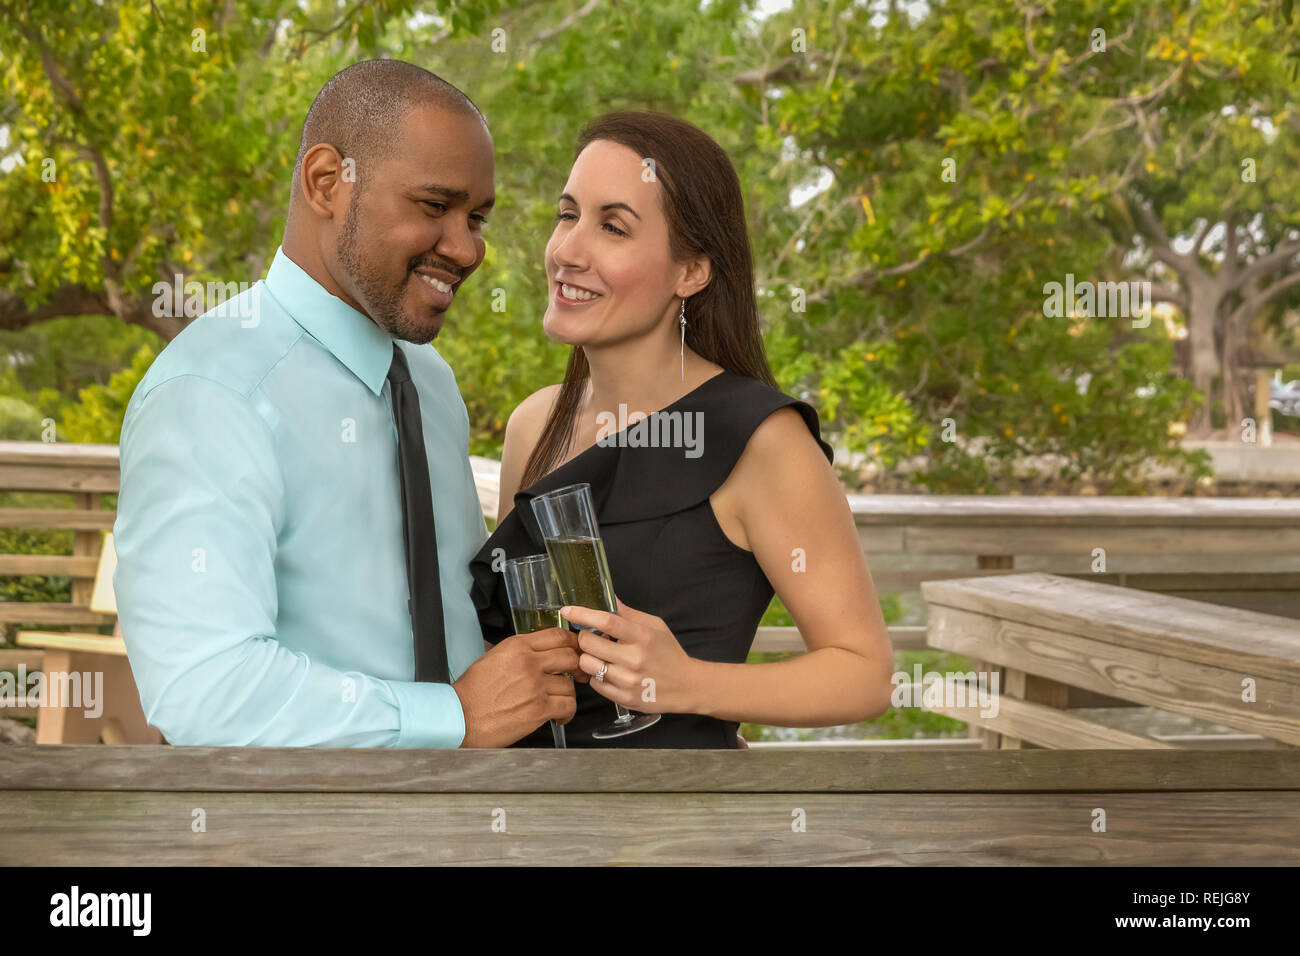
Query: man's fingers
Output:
[[520, 626, 580, 651], [545, 673, 576, 697], [537, 646, 580, 675]]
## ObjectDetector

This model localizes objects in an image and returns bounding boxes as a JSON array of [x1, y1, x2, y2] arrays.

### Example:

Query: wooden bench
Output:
[[920, 572, 1300, 750], [14, 533, 161, 745]]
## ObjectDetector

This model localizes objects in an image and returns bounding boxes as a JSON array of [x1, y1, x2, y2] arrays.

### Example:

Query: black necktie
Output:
[[387, 343, 450, 684]]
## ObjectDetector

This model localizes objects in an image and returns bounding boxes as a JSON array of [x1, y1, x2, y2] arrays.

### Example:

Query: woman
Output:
[[469, 111, 894, 748]]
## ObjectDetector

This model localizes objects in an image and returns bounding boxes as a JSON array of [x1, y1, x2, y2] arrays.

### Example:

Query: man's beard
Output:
[[336, 196, 439, 344]]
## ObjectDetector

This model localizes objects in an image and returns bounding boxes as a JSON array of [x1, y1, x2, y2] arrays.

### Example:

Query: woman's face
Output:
[[542, 139, 685, 348]]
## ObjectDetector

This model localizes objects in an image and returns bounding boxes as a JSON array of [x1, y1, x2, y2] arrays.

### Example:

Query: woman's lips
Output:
[[554, 283, 603, 307]]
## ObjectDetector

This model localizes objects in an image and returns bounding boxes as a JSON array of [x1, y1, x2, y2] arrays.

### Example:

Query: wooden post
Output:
[[1000, 667, 1071, 750], [32, 638, 162, 745], [70, 492, 101, 618], [1256, 368, 1273, 447], [966, 658, 1004, 749]]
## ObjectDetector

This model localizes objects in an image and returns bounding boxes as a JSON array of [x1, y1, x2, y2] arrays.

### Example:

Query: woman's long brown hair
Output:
[[519, 110, 778, 490]]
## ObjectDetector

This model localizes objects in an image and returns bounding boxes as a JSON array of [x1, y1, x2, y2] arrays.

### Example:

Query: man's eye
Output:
[[472, 214, 489, 226], [421, 201, 447, 213]]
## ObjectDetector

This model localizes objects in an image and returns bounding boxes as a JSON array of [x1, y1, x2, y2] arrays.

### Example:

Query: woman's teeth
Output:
[[561, 283, 599, 301], [418, 274, 453, 294]]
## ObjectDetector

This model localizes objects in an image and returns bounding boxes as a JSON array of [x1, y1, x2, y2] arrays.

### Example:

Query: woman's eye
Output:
[[603, 222, 628, 237], [554, 211, 576, 222]]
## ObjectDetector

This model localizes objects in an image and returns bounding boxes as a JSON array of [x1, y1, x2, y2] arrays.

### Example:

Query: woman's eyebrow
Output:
[[559, 192, 640, 221]]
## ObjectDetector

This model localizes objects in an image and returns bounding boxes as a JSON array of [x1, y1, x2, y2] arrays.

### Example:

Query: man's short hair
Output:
[[290, 59, 485, 199]]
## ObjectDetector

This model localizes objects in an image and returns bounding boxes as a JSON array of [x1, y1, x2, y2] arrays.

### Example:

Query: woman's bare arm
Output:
[[687, 407, 895, 726]]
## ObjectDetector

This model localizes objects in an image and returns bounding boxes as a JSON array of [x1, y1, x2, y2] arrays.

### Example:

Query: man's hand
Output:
[[453, 627, 580, 748]]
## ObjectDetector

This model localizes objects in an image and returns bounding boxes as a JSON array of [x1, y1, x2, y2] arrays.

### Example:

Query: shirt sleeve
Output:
[[113, 373, 466, 748]]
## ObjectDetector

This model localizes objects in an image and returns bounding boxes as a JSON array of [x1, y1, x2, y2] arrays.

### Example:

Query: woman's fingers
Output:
[[559, 605, 626, 637]]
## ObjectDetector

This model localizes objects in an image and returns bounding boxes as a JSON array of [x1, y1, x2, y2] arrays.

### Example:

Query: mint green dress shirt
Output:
[[113, 246, 488, 747]]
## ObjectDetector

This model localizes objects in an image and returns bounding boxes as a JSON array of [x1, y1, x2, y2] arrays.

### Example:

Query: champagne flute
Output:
[[530, 482, 661, 739], [502, 554, 569, 749]]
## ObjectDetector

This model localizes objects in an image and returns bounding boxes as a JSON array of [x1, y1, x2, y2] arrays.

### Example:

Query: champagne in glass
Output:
[[544, 536, 616, 614], [530, 483, 661, 739], [502, 554, 569, 749], [510, 605, 565, 635]]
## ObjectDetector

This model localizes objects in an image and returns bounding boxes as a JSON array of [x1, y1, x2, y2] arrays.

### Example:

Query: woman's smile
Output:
[[553, 281, 604, 308]]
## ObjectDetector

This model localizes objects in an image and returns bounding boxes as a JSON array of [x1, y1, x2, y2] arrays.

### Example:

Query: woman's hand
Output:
[[560, 597, 701, 715]]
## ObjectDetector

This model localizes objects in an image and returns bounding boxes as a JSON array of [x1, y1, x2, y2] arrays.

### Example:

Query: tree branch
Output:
[[1233, 236, 1300, 291], [531, 0, 600, 45], [1223, 268, 1300, 336]]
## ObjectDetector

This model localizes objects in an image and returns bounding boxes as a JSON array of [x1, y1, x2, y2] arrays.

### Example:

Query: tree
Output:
[[0, 0, 508, 340], [6, 0, 1269, 492]]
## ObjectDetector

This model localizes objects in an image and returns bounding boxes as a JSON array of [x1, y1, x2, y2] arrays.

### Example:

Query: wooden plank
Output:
[[3, 790, 1298, 865], [0, 442, 119, 467], [925, 605, 1300, 744], [0, 509, 116, 531], [749, 739, 983, 750], [0, 603, 111, 625], [88, 532, 116, 615], [0, 648, 43, 670], [3, 746, 1297, 793], [912, 681, 1175, 750], [751, 625, 927, 654], [0, 465, 119, 494], [69, 493, 99, 609], [858, 525, 905, 553], [750, 735, 1279, 750], [868, 569, 1008, 592], [848, 494, 1300, 526], [906, 525, 1300, 556], [14, 631, 125, 654], [1087, 572, 1300, 592], [923, 574, 1300, 683], [1154, 590, 1300, 619], [0, 554, 99, 577], [869, 567, 1300, 595]]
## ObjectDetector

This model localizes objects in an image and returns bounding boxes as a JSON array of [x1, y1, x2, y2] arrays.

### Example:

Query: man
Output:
[[113, 59, 578, 748]]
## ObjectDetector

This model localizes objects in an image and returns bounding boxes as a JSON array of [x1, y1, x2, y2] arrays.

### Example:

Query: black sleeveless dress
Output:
[[467, 369, 835, 748]]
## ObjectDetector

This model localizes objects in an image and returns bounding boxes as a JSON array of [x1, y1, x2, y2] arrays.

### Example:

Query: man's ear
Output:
[[299, 143, 352, 219], [676, 255, 712, 300]]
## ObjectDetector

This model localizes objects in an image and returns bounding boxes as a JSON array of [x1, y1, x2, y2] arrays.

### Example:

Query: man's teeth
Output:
[[417, 273, 453, 294], [561, 283, 599, 301]]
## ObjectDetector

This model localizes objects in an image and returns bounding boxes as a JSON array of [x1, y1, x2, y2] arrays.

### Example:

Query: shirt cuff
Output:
[[390, 680, 466, 748]]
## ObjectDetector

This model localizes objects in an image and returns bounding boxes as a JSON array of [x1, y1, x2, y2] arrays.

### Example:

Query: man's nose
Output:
[[434, 216, 480, 269]]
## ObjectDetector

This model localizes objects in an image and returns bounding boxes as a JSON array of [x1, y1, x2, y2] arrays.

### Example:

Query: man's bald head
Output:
[[290, 59, 486, 203]]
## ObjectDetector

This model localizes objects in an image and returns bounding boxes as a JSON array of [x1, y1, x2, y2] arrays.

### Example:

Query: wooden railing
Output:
[[920, 572, 1300, 752], [4, 441, 1298, 747], [2, 746, 1298, 864]]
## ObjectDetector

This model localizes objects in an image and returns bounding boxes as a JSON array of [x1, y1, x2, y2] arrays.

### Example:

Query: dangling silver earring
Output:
[[679, 297, 687, 380]]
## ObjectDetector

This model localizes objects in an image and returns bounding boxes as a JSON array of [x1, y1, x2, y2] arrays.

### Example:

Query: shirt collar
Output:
[[263, 245, 394, 396]]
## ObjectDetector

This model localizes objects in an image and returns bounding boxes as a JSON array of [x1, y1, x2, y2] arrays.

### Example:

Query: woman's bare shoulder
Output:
[[506, 383, 564, 442]]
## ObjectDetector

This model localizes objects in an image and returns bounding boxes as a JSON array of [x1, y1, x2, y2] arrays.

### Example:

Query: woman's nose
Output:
[[551, 222, 589, 270]]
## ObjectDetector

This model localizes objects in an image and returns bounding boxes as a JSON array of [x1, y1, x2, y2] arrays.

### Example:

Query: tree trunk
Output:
[[1184, 280, 1221, 437]]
